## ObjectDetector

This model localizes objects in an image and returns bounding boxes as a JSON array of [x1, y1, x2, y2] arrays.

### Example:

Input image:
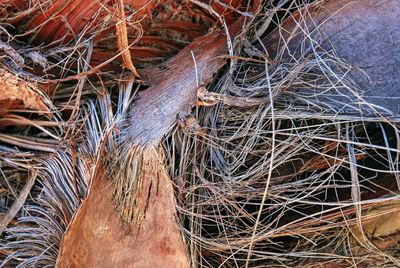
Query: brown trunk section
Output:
[[57, 152, 188, 268]]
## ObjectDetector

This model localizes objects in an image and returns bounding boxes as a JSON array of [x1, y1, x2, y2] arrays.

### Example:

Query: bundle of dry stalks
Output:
[[0, 0, 400, 267]]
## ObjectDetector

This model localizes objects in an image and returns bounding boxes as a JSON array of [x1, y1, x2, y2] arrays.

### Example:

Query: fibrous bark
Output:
[[57, 18, 244, 267], [2, 0, 400, 267]]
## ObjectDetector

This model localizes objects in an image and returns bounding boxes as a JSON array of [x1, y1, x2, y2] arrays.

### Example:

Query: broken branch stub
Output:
[[114, 18, 244, 224]]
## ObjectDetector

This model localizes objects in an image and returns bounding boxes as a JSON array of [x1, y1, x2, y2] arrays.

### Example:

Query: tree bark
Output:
[[57, 19, 244, 267]]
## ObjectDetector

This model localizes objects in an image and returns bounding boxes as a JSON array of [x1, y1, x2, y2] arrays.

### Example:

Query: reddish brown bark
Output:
[[0, 69, 48, 115], [57, 155, 188, 268]]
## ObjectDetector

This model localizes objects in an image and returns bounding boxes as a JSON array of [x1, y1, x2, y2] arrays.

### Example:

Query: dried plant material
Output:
[[262, 0, 400, 114], [15, 0, 220, 73], [0, 172, 36, 234], [25, 51, 48, 68], [351, 200, 400, 254], [55, 15, 246, 266], [114, 19, 243, 221], [0, 69, 49, 115], [1, 149, 95, 267], [57, 150, 189, 267], [2, 0, 400, 267], [177, 112, 204, 135], [170, 0, 400, 266], [115, 0, 140, 77], [0, 40, 24, 69], [57, 18, 244, 267], [197, 85, 269, 107]]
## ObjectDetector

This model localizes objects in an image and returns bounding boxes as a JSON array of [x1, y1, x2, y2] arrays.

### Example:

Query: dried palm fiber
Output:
[[0, 75, 53, 235], [0, 0, 258, 265], [0, 81, 120, 267], [1, 0, 400, 267], [1, 151, 90, 267], [55, 14, 254, 266], [0, 31, 113, 266], [160, 0, 400, 267], [0, 0, 245, 76], [0, 0, 253, 90]]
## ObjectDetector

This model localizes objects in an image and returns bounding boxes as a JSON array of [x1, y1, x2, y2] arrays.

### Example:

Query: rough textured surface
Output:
[[0, 69, 48, 115], [263, 0, 400, 114], [57, 19, 244, 267], [57, 154, 188, 268], [6, 0, 244, 72], [127, 20, 243, 145]]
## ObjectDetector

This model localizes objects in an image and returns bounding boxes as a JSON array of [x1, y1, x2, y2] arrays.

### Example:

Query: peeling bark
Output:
[[0, 69, 49, 115]]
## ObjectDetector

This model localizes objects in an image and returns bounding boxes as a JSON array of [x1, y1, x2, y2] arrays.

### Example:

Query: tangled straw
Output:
[[162, 1, 400, 266]]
